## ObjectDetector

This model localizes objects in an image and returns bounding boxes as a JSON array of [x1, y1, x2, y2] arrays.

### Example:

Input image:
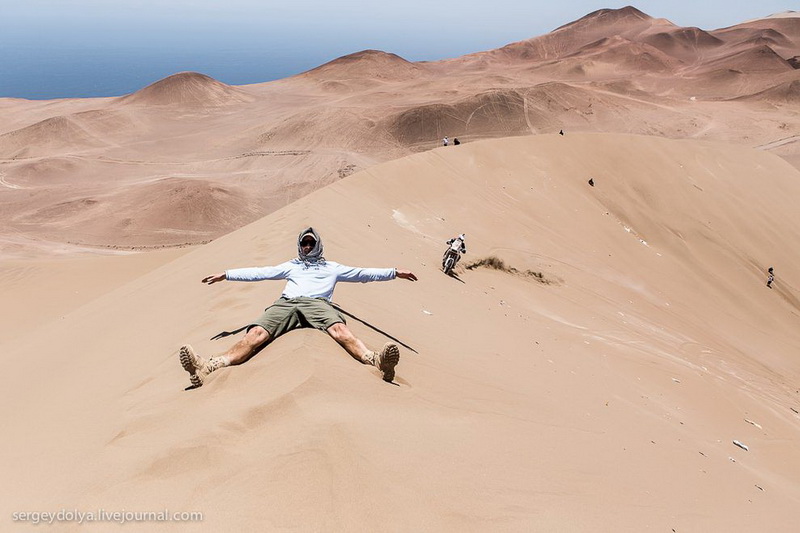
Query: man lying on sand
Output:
[[179, 227, 418, 388]]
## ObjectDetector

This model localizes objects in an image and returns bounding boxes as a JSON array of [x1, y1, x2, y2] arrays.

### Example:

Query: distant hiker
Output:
[[442, 233, 467, 273], [453, 138, 460, 145], [559, 130, 564, 136], [179, 227, 418, 388], [443, 136, 449, 146], [767, 267, 775, 288], [588, 178, 594, 187]]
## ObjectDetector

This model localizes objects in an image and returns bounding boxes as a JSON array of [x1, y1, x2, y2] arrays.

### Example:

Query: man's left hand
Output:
[[396, 269, 418, 281]]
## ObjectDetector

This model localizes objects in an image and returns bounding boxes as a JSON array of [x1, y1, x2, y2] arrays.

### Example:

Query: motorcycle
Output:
[[442, 248, 461, 275]]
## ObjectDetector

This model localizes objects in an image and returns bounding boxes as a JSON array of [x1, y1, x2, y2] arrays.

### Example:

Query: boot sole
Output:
[[179, 345, 204, 387], [379, 343, 400, 382]]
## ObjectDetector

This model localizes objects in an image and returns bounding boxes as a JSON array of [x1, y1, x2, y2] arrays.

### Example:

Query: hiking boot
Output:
[[179, 345, 226, 388], [372, 342, 400, 382]]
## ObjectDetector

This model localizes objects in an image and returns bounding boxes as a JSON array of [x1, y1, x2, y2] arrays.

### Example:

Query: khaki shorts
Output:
[[248, 297, 345, 338]]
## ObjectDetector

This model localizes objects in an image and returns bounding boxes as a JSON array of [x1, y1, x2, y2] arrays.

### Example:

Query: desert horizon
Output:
[[2, 5, 800, 531], [1, 6, 799, 256]]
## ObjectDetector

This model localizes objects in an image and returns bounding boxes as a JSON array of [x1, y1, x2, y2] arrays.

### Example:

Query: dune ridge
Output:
[[301, 50, 426, 83], [117, 71, 255, 108]]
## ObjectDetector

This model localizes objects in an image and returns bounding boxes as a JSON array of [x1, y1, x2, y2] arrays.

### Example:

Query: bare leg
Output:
[[224, 326, 271, 365], [327, 322, 400, 381], [326, 322, 371, 362], [179, 326, 271, 387]]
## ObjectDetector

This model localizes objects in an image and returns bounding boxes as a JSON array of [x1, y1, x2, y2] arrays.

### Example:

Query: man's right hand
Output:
[[202, 273, 227, 285]]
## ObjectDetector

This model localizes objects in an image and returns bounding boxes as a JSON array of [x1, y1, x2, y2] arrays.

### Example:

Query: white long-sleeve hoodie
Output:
[[225, 260, 396, 301]]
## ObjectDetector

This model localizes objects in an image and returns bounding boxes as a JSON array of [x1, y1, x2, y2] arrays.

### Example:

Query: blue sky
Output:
[[1, 1, 796, 98]]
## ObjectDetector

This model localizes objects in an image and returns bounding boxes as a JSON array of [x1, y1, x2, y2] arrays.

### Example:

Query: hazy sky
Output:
[[1, 0, 796, 98]]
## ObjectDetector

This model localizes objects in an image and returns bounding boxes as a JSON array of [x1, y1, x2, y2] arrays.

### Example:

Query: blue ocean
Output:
[[0, 41, 331, 100]]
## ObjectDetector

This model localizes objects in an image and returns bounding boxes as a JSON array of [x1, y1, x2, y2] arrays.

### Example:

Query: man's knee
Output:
[[326, 322, 352, 342], [245, 326, 270, 345]]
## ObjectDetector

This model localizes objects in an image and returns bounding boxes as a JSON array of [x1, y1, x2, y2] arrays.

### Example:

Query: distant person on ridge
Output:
[[179, 227, 418, 388], [443, 136, 449, 146], [453, 138, 460, 145], [767, 267, 775, 288]]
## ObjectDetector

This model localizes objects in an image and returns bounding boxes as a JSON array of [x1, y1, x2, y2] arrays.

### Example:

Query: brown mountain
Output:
[[301, 49, 426, 83], [0, 7, 798, 253], [117, 71, 254, 107]]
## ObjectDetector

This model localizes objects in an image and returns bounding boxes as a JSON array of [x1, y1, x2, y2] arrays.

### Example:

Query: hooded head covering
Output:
[[297, 227, 325, 265]]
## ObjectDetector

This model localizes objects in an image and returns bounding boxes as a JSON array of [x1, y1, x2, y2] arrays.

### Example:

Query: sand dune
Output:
[[1, 9, 799, 528], [568, 36, 679, 72], [0, 115, 109, 158], [2, 134, 799, 530], [716, 17, 800, 54], [642, 27, 724, 61], [549, 6, 662, 53], [301, 50, 427, 84], [117, 71, 255, 108], [385, 88, 535, 144], [698, 44, 795, 74], [737, 28, 794, 49], [0, 247, 190, 343], [742, 79, 800, 104]]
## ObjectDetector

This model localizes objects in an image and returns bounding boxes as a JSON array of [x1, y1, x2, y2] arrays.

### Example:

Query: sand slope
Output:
[[2, 134, 799, 531]]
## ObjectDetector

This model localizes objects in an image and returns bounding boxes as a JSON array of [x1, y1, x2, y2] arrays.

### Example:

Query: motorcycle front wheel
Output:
[[443, 255, 456, 274]]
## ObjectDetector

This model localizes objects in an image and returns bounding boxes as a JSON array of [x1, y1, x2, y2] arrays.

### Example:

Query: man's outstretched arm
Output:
[[204, 263, 294, 285], [335, 265, 418, 283]]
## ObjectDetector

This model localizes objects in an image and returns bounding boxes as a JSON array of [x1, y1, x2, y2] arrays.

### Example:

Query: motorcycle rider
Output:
[[443, 234, 467, 271]]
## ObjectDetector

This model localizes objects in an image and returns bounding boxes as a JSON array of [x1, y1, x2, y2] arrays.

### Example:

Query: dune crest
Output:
[[117, 71, 254, 107], [554, 5, 655, 34], [0, 115, 107, 158], [738, 78, 800, 103], [643, 27, 724, 61], [301, 49, 425, 82]]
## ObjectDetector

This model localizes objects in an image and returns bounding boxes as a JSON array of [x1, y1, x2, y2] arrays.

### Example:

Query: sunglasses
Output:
[[300, 239, 317, 246]]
